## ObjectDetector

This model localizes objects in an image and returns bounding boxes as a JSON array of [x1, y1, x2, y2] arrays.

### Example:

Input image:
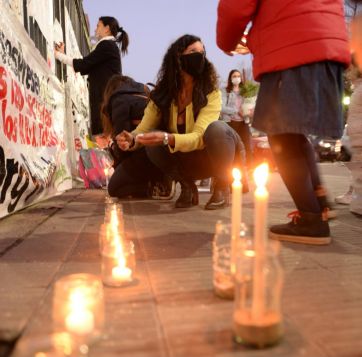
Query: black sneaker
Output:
[[269, 211, 331, 245], [150, 179, 176, 200], [205, 187, 230, 210]]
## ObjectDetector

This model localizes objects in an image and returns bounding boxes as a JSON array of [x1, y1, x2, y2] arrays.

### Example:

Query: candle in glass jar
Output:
[[112, 249, 132, 282], [112, 264, 132, 282], [65, 308, 95, 335], [65, 289, 95, 335]]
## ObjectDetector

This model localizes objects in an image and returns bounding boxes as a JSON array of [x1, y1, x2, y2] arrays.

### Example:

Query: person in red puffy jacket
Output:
[[217, 0, 350, 245]]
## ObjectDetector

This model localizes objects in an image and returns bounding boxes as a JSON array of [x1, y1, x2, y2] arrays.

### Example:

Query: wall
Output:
[[0, 0, 90, 218]]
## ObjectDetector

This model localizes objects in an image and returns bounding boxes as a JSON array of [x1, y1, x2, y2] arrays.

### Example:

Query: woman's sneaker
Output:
[[335, 185, 353, 205], [150, 179, 176, 200], [269, 211, 331, 245]]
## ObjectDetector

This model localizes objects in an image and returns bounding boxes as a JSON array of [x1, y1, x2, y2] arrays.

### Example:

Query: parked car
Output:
[[308, 125, 351, 162], [308, 135, 342, 162]]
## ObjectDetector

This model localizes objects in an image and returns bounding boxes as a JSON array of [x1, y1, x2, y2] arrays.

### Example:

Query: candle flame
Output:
[[232, 168, 242, 181], [253, 163, 269, 187], [104, 167, 109, 175]]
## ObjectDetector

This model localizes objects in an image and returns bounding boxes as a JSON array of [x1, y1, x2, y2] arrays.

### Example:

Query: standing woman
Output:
[[54, 16, 129, 139], [220, 69, 253, 167]]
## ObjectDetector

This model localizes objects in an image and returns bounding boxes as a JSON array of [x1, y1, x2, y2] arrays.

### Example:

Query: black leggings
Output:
[[268, 133, 322, 213], [108, 147, 164, 198]]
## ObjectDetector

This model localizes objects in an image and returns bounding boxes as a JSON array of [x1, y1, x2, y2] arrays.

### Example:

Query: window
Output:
[[53, 0, 66, 81], [22, 0, 47, 62], [66, 0, 90, 57]]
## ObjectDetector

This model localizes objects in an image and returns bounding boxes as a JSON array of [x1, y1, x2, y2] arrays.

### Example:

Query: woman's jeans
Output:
[[146, 121, 245, 188], [228, 120, 253, 167]]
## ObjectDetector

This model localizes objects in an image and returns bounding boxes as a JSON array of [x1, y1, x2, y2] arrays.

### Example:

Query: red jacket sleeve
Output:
[[216, 0, 258, 52]]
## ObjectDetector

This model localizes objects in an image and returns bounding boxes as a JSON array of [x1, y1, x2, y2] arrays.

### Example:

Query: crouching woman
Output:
[[117, 34, 245, 209]]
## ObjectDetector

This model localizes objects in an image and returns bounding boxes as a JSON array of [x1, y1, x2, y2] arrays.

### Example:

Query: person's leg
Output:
[[146, 146, 200, 208], [108, 148, 154, 198], [229, 121, 253, 167], [268, 133, 330, 244], [302, 137, 336, 217], [268, 133, 320, 213], [203, 121, 247, 209], [146, 122, 245, 209]]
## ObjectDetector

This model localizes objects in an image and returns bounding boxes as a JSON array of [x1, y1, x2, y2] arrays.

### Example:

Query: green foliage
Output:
[[240, 80, 259, 98]]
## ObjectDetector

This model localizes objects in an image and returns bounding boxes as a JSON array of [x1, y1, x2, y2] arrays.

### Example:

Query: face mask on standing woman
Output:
[[232, 77, 241, 86]]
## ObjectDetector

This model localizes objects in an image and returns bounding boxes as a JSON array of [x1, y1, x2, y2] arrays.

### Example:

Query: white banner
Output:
[[0, 6, 71, 218]]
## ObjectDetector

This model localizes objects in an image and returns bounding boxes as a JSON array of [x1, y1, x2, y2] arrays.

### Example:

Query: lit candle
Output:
[[231, 168, 242, 274], [112, 264, 132, 282], [111, 251, 132, 282], [104, 167, 109, 187], [65, 289, 95, 335], [65, 308, 95, 335], [252, 163, 269, 320]]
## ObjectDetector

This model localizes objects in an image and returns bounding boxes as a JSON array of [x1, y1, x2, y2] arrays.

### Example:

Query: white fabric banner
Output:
[[0, 6, 71, 218]]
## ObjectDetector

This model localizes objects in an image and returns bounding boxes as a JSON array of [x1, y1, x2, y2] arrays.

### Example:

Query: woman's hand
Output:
[[54, 42, 65, 53], [136, 132, 173, 146], [116, 130, 134, 151]]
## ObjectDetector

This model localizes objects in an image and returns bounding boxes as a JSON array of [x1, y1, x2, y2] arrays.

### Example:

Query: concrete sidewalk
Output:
[[0, 163, 361, 357]]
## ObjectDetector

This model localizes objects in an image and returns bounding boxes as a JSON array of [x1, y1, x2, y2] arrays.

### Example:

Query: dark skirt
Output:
[[252, 61, 345, 139]]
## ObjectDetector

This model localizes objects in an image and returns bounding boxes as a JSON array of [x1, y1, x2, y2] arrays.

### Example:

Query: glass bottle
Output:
[[233, 239, 284, 348], [212, 221, 249, 299]]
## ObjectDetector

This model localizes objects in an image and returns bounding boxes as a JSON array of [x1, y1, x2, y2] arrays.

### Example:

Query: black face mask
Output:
[[180, 52, 205, 78]]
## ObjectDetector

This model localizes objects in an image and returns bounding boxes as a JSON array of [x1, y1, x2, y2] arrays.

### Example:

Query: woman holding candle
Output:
[[217, 0, 350, 244], [117, 34, 245, 209]]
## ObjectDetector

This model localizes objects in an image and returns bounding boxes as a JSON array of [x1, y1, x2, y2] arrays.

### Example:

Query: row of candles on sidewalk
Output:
[[50, 195, 134, 355], [49, 163, 282, 356]]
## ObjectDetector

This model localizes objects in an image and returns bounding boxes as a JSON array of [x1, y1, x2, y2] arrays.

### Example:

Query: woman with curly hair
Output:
[[114, 34, 245, 209]]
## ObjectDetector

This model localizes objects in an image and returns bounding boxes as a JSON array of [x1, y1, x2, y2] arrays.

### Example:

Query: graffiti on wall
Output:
[[0, 6, 71, 217]]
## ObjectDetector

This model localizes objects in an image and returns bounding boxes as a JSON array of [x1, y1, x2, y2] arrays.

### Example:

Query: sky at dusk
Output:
[[82, 0, 252, 85]]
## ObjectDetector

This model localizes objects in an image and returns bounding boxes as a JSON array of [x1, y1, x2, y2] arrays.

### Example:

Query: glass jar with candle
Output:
[[101, 240, 136, 287], [212, 221, 249, 299], [52, 274, 104, 351], [233, 239, 284, 348]]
